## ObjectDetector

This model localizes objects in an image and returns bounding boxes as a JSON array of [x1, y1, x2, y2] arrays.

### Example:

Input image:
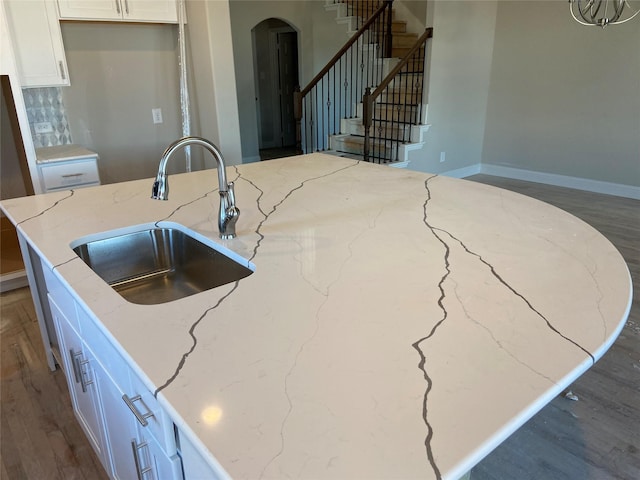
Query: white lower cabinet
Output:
[[45, 271, 183, 479], [96, 357, 182, 480], [49, 294, 110, 469]]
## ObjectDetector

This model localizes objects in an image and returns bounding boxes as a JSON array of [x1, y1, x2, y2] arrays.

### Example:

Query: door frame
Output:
[[252, 21, 298, 151]]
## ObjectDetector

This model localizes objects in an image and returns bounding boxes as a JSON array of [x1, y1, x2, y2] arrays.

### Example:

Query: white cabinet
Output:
[[96, 357, 182, 480], [179, 431, 224, 479], [36, 145, 101, 193], [3, 0, 70, 87], [49, 294, 110, 469], [44, 268, 182, 479], [57, 0, 179, 23]]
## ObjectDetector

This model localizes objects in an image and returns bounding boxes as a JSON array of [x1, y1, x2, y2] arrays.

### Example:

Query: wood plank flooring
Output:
[[468, 175, 640, 480], [0, 175, 638, 479], [0, 287, 108, 480]]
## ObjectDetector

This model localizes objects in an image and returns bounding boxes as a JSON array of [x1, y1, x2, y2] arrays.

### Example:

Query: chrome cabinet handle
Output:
[[122, 394, 154, 426], [70, 349, 93, 393], [124, 0, 129, 14], [115, 0, 121, 14], [131, 440, 152, 480], [58, 61, 66, 80], [69, 349, 82, 384], [78, 358, 93, 393], [61, 173, 84, 178]]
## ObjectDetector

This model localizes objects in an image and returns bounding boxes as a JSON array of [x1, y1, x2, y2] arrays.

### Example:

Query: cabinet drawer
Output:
[[40, 159, 100, 191]]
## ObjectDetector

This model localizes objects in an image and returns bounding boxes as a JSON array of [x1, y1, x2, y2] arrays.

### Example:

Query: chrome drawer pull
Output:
[[131, 440, 152, 480], [69, 349, 82, 384], [61, 173, 84, 178], [58, 61, 66, 80], [77, 358, 93, 393], [122, 394, 154, 426]]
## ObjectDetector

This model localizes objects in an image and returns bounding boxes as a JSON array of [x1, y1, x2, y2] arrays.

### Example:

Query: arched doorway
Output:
[[251, 19, 299, 159]]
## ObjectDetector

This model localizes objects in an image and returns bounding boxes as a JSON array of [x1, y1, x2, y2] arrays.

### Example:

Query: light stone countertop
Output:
[[1, 153, 632, 479]]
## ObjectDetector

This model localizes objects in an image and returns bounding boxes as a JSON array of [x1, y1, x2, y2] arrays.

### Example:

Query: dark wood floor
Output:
[[468, 175, 640, 480], [0, 175, 638, 479], [0, 288, 108, 479]]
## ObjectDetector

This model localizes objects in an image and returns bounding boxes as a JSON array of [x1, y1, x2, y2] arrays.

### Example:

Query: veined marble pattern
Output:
[[0, 154, 631, 479]]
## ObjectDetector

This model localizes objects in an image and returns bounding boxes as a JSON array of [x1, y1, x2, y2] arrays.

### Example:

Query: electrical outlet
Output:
[[152, 108, 163, 124], [439, 151, 446, 163], [34, 122, 54, 134]]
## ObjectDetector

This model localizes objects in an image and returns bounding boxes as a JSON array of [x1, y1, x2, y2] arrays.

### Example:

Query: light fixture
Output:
[[569, 0, 640, 27]]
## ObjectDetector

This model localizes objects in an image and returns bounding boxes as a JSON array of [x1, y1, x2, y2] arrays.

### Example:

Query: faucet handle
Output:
[[219, 182, 239, 239], [227, 181, 236, 205], [151, 172, 168, 200]]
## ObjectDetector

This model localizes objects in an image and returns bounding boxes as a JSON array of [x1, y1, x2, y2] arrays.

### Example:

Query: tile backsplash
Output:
[[23, 87, 73, 148]]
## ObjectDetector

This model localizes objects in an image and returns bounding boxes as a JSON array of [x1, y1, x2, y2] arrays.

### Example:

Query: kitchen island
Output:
[[0, 153, 632, 479]]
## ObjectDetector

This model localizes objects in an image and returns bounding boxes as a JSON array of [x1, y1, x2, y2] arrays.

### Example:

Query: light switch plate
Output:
[[152, 108, 163, 124]]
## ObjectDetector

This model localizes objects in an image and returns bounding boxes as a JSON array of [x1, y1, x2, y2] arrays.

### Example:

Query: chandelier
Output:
[[569, 0, 640, 26]]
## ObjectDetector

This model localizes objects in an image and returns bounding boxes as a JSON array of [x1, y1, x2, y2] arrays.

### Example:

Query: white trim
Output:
[[440, 163, 482, 179], [480, 164, 640, 200], [0, 270, 29, 293], [389, 160, 410, 169]]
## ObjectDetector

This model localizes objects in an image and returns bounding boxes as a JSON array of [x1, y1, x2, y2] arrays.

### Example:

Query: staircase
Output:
[[295, 0, 432, 165]]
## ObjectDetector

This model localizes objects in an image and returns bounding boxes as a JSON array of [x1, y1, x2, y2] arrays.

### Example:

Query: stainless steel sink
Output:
[[72, 226, 253, 305]]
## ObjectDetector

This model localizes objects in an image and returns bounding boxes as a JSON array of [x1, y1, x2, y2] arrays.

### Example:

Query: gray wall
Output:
[[482, 1, 640, 187], [60, 22, 183, 184], [409, 1, 498, 174], [185, 0, 243, 166]]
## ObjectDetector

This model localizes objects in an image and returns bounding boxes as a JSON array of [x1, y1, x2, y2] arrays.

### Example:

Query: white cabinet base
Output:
[[36, 145, 101, 192]]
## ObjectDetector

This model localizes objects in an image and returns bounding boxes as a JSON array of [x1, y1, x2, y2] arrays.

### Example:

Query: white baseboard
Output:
[[0, 270, 29, 293], [440, 163, 482, 179], [389, 160, 410, 169], [480, 164, 640, 200]]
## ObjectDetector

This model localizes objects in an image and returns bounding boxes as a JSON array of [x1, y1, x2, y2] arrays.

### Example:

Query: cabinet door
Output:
[[96, 360, 182, 480], [4, 0, 70, 86], [124, 0, 177, 23], [57, 0, 178, 22], [49, 296, 109, 467], [94, 358, 139, 479], [134, 423, 183, 480], [57, 0, 122, 20], [179, 429, 222, 479]]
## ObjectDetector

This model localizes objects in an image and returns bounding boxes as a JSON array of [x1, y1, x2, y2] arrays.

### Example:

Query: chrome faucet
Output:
[[151, 136, 240, 239]]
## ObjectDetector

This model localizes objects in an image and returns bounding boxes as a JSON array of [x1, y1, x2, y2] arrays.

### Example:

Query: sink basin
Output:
[[72, 225, 254, 305]]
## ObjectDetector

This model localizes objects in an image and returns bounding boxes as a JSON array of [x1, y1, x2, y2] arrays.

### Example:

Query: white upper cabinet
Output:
[[4, 0, 70, 87], [57, 0, 179, 23]]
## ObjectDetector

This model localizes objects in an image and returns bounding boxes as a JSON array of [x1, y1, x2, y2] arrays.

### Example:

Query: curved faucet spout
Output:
[[151, 136, 240, 239]]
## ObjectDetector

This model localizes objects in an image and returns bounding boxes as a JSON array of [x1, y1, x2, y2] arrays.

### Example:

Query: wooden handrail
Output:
[[370, 27, 433, 99]]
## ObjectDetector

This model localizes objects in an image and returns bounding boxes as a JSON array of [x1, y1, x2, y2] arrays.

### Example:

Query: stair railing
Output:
[[334, 0, 388, 29], [362, 27, 433, 163], [294, 0, 394, 155]]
